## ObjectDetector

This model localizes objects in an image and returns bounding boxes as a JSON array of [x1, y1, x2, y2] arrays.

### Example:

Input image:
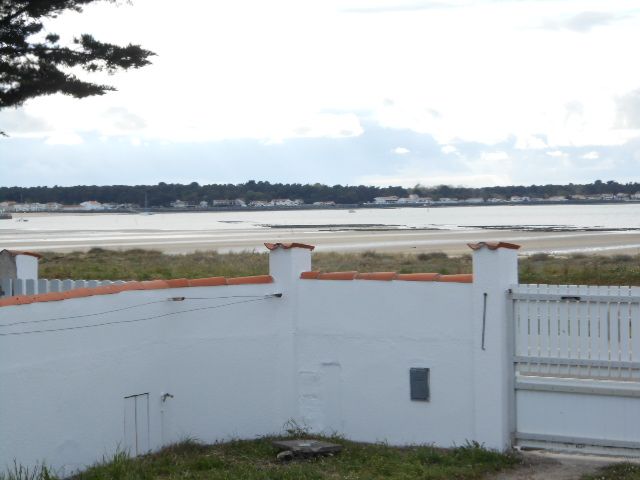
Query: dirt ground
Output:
[[491, 450, 638, 480]]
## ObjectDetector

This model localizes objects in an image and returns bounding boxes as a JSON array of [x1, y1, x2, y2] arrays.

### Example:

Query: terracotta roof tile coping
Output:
[[317, 271, 359, 280], [395, 273, 441, 282], [0, 275, 274, 308], [301, 271, 472, 283], [355, 272, 397, 281], [437, 274, 473, 283], [264, 242, 315, 251], [467, 241, 521, 251], [226, 275, 273, 285], [1, 249, 43, 259]]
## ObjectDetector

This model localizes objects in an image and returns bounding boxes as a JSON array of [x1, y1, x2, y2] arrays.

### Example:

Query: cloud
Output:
[[543, 11, 621, 33], [0, 110, 50, 136], [45, 132, 84, 145], [546, 150, 568, 157], [441, 145, 457, 154], [105, 107, 146, 131], [341, 1, 452, 14], [582, 151, 599, 160], [515, 135, 548, 150], [394, 147, 410, 154], [481, 151, 509, 162], [616, 89, 640, 129]]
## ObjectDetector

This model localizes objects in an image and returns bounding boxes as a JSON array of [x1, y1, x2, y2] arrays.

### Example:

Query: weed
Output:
[[583, 463, 640, 479], [37, 249, 640, 286]]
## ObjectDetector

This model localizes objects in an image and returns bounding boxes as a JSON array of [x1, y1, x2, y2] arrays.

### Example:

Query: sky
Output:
[[1, 0, 640, 188]]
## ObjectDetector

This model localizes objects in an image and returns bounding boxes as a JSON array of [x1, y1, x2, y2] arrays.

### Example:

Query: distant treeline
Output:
[[1, 179, 639, 206]]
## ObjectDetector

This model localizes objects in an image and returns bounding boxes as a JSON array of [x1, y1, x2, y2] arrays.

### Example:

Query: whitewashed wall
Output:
[[295, 280, 475, 445], [0, 244, 517, 475], [0, 283, 286, 475]]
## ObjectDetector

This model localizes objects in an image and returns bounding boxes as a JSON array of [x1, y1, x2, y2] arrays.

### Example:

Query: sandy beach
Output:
[[2, 208, 640, 255]]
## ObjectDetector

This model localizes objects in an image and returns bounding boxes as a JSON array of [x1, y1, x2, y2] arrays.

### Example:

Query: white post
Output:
[[470, 241, 519, 451], [266, 243, 313, 430]]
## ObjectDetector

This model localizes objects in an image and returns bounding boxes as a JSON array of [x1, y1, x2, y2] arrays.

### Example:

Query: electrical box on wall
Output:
[[410, 368, 430, 401]]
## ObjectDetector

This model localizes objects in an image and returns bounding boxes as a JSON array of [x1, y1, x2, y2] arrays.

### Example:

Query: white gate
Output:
[[511, 284, 640, 455]]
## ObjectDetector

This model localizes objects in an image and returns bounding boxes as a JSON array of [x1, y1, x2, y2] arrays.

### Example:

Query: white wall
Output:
[[0, 283, 286, 475], [295, 280, 475, 445], [0, 244, 517, 475]]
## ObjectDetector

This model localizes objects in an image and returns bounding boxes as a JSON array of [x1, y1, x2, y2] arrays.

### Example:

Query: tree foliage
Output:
[[0, 0, 154, 111], [0, 180, 638, 206]]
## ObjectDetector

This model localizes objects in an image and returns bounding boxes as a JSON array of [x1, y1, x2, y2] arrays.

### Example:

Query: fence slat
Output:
[[513, 283, 640, 382]]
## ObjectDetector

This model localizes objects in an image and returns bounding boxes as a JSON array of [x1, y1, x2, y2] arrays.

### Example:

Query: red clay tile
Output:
[[437, 274, 473, 283], [317, 271, 358, 280], [355, 272, 397, 281], [0, 297, 21, 307], [264, 242, 315, 251], [395, 273, 441, 282], [30, 292, 65, 302], [64, 288, 94, 299], [226, 275, 274, 285], [467, 241, 520, 251], [300, 271, 321, 279], [1, 249, 43, 259], [188, 277, 227, 287], [166, 278, 190, 288], [139, 280, 170, 290], [119, 282, 144, 291]]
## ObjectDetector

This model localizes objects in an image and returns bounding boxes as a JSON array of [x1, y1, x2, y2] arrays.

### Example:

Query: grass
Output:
[[0, 438, 520, 480], [583, 463, 640, 480], [37, 248, 640, 286]]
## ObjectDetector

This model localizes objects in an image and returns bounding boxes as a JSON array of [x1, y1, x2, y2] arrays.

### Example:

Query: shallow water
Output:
[[2, 204, 639, 232], [1, 204, 640, 254]]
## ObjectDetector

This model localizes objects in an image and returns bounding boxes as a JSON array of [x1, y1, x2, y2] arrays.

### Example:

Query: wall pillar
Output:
[[266, 242, 314, 430], [470, 241, 519, 451]]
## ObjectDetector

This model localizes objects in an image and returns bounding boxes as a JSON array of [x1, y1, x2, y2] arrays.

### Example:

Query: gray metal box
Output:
[[410, 368, 430, 401]]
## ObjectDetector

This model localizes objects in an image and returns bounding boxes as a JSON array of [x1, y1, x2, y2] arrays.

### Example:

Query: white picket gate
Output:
[[0, 277, 128, 298], [511, 284, 640, 455]]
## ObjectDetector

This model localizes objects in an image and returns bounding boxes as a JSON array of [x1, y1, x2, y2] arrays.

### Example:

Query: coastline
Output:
[[2, 206, 640, 256]]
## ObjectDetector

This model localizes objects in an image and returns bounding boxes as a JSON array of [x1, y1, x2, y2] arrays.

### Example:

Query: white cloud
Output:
[[441, 145, 458, 154], [583, 151, 600, 159], [44, 132, 84, 145], [547, 150, 568, 157], [481, 151, 509, 162], [3, 0, 640, 187]]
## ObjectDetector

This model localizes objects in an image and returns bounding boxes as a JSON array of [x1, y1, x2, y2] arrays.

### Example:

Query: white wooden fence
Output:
[[0, 278, 128, 298], [512, 284, 640, 454]]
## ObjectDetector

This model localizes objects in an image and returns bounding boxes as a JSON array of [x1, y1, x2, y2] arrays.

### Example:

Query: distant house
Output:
[[271, 199, 303, 206], [373, 196, 399, 205], [632, 192, 640, 200], [615, 193, 629, 200], [313, 201, 336, 206], [211, 199, 246, 207], [46, 202, 63, 211], [249, 200, 269, 207], [170, 200, 189, 208], [546, 196, 568, 202], [80, 201, 105, 211], [509, 196, 530, 203], [465, 197, 484, 204], [437, 197, 458, 204], [397, 194, 432, 204]]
